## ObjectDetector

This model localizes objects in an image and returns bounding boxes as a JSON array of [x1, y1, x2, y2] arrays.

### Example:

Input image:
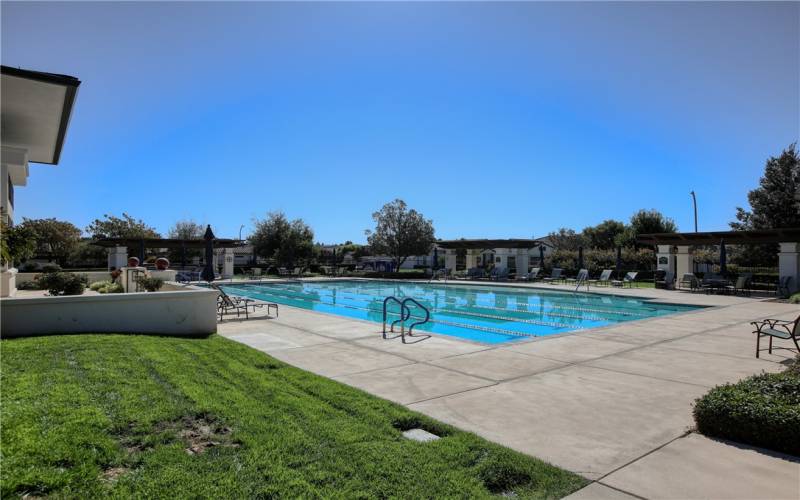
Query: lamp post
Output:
[[238, 224, 245, 242], [690, 191, 698, 232]]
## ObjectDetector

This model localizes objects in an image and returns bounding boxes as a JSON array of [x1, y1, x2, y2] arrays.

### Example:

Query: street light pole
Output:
[[690, 191, 698, 232], [238, 224, 245, 242]]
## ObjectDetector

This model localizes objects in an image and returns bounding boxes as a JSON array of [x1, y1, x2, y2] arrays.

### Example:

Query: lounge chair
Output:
[[542, 268, 563, 284], [278, 267, 291, 276], [466, 268, 484, 280], [517, 268, 540, 282], [215, 285, 279, 320], [678, 273, 700, 291], [611, 271, 638, 288], [565, 269, 589, 286], [491, 267, 509, 281], [655, 270, 675, 289], [588, 269, 613, 287], [751, 315, 799, 358]]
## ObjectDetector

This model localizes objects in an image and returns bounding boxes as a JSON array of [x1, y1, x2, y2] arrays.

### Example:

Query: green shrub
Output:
[[35, 272, 87, 296], [789, 293, 800, 304], [693, 359, 800, 455], [40, 263, 63, 273], [136, 276, 164, 292], [89, 280, 124, 293], [16, 279, 41, 290]]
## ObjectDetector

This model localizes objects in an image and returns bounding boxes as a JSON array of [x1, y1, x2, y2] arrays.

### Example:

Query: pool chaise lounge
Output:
[[611, 271, 638, 288], [588, 269, 613, 287]]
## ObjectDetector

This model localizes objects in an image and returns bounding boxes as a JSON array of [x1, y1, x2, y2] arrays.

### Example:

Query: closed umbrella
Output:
[[201, 225, 215, 282], [577, 246, 584, 270], [539, 245, 546, 268], [719, 239, 727, 276]]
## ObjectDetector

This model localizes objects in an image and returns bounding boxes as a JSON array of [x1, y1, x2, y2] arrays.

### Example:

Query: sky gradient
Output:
[[2, 1, 798, 243]]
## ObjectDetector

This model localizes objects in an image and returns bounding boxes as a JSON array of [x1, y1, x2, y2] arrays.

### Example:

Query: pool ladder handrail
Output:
[[382, 296, 431, 343], [427, 268, 448, 285]]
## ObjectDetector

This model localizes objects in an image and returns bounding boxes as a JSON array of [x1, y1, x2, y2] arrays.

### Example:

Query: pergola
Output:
[[92, 237, 244, 275], [436, 239, 542, 272], [637, 228, 800, 293]]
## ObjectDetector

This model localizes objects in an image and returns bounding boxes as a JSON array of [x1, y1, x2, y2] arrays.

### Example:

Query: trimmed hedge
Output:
[[693, 359, 800, 455]]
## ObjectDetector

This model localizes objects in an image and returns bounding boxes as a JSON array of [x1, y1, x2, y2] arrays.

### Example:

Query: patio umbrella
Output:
[[616, 246, 622, 274], [577, 246, 584, 270], [138, 239, 145, 265], [432, 247, 438, 270], [201, 225, 215, 282], [719, 239, 727, 276], [539, 245, 545, 267]]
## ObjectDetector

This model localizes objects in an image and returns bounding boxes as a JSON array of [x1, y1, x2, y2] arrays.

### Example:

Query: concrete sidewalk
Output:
[[218, 289, 800, 499]]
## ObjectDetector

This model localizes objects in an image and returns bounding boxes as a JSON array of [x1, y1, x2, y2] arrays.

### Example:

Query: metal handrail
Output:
[[401, 298, 430, 336], [382, 296, 408, 338]]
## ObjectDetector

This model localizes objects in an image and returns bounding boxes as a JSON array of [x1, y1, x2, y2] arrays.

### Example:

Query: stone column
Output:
[[465, 249, 479, 270], [108, 246, 127, 270], [675, 245, 693, 279], [778, 242, 800, 294], [444, 249, 457, 272], [222, 248, 235, 278], [516, 249, 530, 274], [656, 245, 675, 273], [494, 248, 509, 270]]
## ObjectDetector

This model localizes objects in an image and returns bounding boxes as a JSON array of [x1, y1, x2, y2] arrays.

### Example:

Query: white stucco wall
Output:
[[0, 287, 218, 338], [16, 271, 112, 286]]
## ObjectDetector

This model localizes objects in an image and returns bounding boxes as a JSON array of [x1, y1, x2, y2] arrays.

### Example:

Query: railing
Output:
[[382, 296, 431, 343]]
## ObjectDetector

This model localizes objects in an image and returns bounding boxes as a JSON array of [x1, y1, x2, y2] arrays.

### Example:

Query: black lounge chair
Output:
[[678, 273, 700, 291], [542, 268, 563, 284], [655, 270, 675, 290], [517, 267, 540, 282], [215, 285, 278, 320], [491, 267, 509, 281], [588, 269, 613, 287], [725, 275, 752, 296], [565, 269, 589, 286], [611, 271, 638, 288], [751, 315, 800, 358]]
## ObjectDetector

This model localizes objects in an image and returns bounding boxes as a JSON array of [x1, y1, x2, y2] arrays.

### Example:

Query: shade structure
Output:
[[577, 246, 584, 270], [719, 239, 727, 276], [432, 247, 438, 270], [616, 247, 622, 273], [201, 225, 215, 282], [539, 245, 546, 267]]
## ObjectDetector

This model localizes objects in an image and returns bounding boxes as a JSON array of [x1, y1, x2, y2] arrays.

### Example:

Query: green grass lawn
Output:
[[1, 334, 586, 499]]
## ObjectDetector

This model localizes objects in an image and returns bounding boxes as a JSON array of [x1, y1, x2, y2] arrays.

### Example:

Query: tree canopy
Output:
[[250, 212, 314, 267], [545, 228, 585, 250], [731, 143, 800, 230], [366, 199, 435, 269], [581, 220, 626, 250], [168, 220, 205, 240], [86, 213, 160, 239], [19, 218, 82, 266]]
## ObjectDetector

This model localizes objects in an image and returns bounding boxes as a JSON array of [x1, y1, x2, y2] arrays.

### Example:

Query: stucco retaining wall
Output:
[[0, 287, 218, 338]]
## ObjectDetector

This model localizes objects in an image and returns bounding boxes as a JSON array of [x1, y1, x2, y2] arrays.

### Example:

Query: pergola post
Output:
[[222, 248, 235, 279], [108, 246, 127, 270], [778, 242, 799, 294], [465, 249, 480, 270], [444, 249, 457, 272], [675, 245, 693, 279], [656, 245, 675, 273], [516, 248, 530, 274]]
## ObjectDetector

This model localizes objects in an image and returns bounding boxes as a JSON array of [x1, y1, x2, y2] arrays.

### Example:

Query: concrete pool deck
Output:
[[217, 282, 800, 499]]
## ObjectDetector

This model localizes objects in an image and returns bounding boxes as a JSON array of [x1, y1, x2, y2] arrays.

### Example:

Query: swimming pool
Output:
[[218, 280, 703, 344]]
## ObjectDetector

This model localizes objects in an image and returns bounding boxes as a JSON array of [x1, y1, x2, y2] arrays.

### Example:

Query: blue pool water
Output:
[[218, 280, 702, 344]]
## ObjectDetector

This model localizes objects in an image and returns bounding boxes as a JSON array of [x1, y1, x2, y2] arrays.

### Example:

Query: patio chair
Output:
[[751, 315, 800, 358], [655, 270, 675, 290], [725, 275, 751, 296], [611, 271, 638, 288], [466, 267, 485, 280], [588, 269, 613, 287], [292, 267, 302, 277], [542, 268, 563, 284], [278, 267, 290, 276], [678, 273, 700, 291], [517, 267, 540, 281]]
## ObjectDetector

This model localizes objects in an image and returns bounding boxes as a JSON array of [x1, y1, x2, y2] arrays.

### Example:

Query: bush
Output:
[[40, 263, 62, 273], [136, 276, 164, 292], [789, 293, 800, 304], [36, 272, 87, 296], [89, 280, 124, 294], [16, 279, 41, 290], [693, 358, 800, 455]]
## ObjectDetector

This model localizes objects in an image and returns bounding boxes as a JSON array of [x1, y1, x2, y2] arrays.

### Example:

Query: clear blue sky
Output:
[[2, 1, 798, 243]]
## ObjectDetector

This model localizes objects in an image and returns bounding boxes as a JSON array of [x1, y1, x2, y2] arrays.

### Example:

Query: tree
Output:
[[366, 199, 435, 269], [582, 220, 626, 249], [546, 228, 585, 250], [0, 221, 36, 266], [168, 220, 205, 240], [731, 143, 800, 230], [615, 209, 677, 247], [86, 213, 160, 239], [19, 218, 82, 266], [251, 212, 314, 267]]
